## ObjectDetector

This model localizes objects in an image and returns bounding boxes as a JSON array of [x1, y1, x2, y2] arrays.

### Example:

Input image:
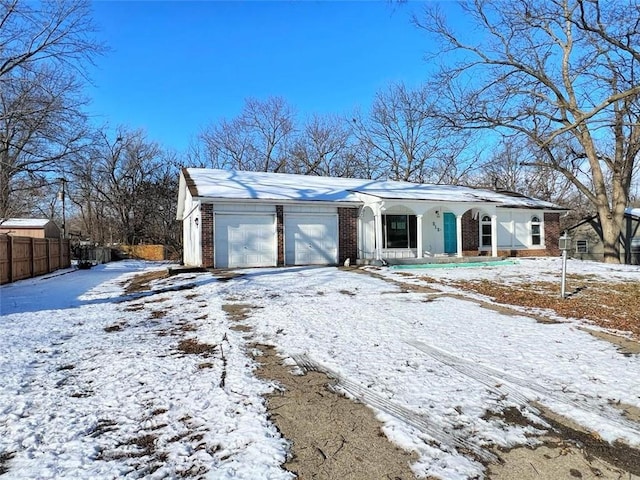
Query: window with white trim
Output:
[[480, 215, 492, 247], [531, 216, 542, 246], [382, 214, 417, 248], [576, 240, 588, 253]]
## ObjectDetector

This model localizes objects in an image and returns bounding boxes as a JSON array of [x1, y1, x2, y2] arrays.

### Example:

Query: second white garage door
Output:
[[285, 214, 338, 265], [215, 214, 276, 268]]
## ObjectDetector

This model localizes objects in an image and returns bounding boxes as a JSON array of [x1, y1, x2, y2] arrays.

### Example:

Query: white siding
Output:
[[497, 213, 514, 248], [214, 203, 276, 213], [496, 210, 544, 248], [283, 205, 337, 214], [424, 211, 444, 254], [182, 192, 202, 267]]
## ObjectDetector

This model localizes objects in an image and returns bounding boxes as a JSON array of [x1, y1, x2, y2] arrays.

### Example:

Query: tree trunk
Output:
[[599, 211, 622, 264]]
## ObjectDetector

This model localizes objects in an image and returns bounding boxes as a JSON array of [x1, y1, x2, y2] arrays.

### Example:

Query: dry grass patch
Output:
[[450, 277, 640, 338], [176, 339, 217, 357], [123, 270, 169, 294], [104, 323, 126, 332], [124, 304, 145, 312], [221, 303, 254, 321]]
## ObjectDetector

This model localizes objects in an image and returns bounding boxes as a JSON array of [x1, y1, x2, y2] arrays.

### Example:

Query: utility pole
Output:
[[58, 177, 67, 238]]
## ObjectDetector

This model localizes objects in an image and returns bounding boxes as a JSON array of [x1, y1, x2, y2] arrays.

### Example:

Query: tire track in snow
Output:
[[291, 353, 499, 464], [405, 340, 640, 442]]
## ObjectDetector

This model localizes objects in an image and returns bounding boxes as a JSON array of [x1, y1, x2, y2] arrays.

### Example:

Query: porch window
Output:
[[383, 214, 417, 248], [531, 216, 541, 246], [481, 215, 492, 247]]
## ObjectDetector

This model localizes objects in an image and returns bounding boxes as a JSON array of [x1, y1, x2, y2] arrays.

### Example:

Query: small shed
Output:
[[0, 218, 61, 239], [567, 207, 640, 264]]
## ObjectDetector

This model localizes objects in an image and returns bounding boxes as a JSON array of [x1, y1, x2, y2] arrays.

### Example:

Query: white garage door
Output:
[[285, 214, 338, 265], [215, 214, 276, 268]]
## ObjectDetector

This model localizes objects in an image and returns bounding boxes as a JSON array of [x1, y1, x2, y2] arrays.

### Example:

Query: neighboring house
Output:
[[176, 168, 565, 269], [567, 207, 640, 265], [0, 218, 61, 239]]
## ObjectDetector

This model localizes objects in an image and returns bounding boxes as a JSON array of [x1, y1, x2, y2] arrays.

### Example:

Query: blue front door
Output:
[[443, 212, 457, 254]]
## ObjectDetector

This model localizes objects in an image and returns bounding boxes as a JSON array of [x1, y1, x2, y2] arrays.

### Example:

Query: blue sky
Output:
[[86, 1, 442, 153]]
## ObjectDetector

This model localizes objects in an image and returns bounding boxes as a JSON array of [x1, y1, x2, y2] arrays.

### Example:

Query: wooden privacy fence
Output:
[[0, 235, 71, 285]]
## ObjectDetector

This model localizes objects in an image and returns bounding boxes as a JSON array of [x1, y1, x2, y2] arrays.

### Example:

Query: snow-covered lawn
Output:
[[1, 258, 639, 479]]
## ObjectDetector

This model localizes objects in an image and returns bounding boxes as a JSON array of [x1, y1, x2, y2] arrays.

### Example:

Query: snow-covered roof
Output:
[[625, 207, 640, 218], [0, 218, 52, 228], [181, 168, 565, 211]]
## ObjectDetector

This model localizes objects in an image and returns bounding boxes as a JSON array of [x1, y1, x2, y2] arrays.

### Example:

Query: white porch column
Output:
[[357, 212, 363, 260], [374, 210, 383, 261], [456, 214, 463, 258], [491, 214, 498, 257], [416, 214, 423, 258]]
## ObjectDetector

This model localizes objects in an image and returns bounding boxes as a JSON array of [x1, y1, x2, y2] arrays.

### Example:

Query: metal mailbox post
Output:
[[559, 231, 571, 298]]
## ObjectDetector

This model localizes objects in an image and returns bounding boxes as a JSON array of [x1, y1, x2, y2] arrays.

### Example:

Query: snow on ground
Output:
[[1, 258, 639, 479], [386, 256, 640, 284], [0, 262, 291, 480]]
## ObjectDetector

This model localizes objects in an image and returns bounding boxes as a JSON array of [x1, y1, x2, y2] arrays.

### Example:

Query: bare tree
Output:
[[70, 127, 173, 246], [352, 82, 480, 184], [352, 83, 436, 182], [0, 0, 103, 219], [416, 0, 640, 263], [0, 64, 88, 218], [200, 96, 295, 172], [290, 114, 354, 176]]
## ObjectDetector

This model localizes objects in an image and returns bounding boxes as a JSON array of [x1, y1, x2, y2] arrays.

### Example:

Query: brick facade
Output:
[[201, 203, 214, 267], [461, 210, 479, 252], [462, 211, 561, 257], [338, 207, 359, 264], [276, 205, 284, 266], [544, 212, 561, 256], [198, 204, 561, 268]]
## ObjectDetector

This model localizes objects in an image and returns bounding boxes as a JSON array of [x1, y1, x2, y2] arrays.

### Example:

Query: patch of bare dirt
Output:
[[123, 270, 169, 294], [253, 344, 419, 480], [221, 302, 254, 321], [176, 338, 217, 357], [449, 277, 640, 339], [489, 405, 640, 480], [214, 271, 245, 282], [616, 403, 640, 423], [219, 298, 419, 479], [581, 328, 640, 355], [124, 304, 145, 312], [353, 268, 439, 294], [104, 322, 126, 332]]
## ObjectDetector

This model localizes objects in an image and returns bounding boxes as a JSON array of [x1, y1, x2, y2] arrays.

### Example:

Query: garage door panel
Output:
[[285, 215, 338, 265], [215, 214, 276, 268]]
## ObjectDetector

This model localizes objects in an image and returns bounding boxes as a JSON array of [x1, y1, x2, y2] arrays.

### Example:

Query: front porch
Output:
[[356, 195, 499, 264]]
